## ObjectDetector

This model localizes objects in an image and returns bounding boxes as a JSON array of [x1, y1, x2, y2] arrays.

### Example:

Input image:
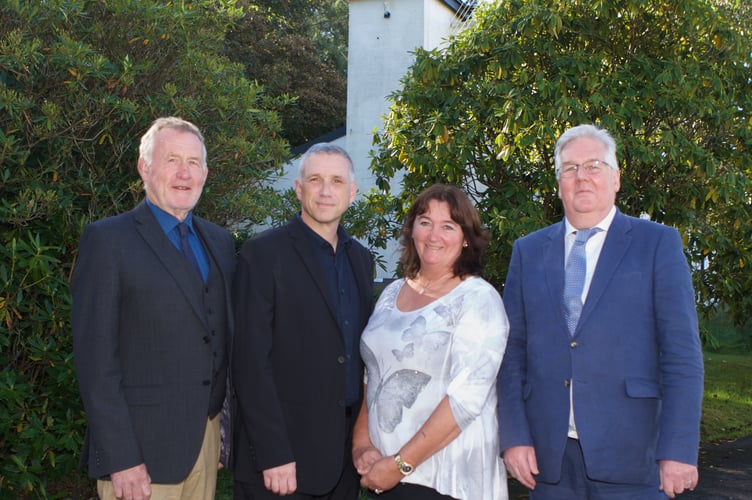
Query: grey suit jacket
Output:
[[71, 201, 235, 482]]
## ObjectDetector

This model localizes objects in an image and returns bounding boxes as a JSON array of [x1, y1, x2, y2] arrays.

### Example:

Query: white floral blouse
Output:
[[361, 276, 509, 500]]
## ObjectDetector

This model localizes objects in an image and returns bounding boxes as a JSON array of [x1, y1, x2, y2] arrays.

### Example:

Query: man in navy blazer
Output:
[[232, 143, 374, 499], [72, 117, 235, 500], [498, 124, 704, 499]]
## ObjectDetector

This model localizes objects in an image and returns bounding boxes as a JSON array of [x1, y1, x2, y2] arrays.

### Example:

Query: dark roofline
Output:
[[290, 126, 347, 156], [442, 0, 477, 21]]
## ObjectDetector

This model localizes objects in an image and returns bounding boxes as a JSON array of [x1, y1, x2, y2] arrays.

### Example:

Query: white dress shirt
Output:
[[565, 205, 617, 439]]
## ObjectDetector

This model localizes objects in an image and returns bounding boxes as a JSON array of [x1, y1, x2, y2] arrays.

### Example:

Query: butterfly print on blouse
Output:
[[362, 342, 431, 433]]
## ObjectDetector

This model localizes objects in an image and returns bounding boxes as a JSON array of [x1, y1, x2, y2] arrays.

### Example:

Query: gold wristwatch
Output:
[[394, 453, 414, 476]]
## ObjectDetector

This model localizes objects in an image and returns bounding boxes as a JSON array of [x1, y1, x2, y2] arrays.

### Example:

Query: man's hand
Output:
[[353, 444, 383, 476], [503, 445, 539, 490], [263, 462, 297, 495], [111, 463, 151, 500], [659, 460, 698, 498]]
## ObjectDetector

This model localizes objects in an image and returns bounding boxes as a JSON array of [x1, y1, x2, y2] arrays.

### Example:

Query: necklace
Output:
[[411, 272, 454, 295]]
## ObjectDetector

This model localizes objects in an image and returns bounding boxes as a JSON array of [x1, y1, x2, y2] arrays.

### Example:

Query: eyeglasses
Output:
[[557, 160, 611, 179]]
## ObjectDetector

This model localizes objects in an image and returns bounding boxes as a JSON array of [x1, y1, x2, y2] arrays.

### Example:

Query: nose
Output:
[[176, 160, 192, 178]]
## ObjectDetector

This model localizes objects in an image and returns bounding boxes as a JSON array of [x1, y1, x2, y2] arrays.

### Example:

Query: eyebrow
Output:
[[561, 157, 603, 165], [417, 214, 457, 224]]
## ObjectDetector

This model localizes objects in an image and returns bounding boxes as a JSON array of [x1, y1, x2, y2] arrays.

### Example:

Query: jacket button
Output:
[[570, 341, 578, 348], [564, 379, 571, 387], [337, 356, 345, 364]]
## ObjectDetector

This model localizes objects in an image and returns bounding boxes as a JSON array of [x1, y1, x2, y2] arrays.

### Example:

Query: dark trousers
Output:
[[365, 483, 457, 500], [530, 438, 668, 500], [234, 409, 360, 500], [234, 469, 359, 500]]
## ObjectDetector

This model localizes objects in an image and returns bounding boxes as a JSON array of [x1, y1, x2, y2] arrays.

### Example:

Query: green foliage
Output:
[[0, 0, 289, 495], [701, 353, 752, 442], [225, 0, 348, 146], [370, 0, 752, 327], [0, 236, 83, 498], [343, 192, 403, 274], [701, 307, 752, 353]]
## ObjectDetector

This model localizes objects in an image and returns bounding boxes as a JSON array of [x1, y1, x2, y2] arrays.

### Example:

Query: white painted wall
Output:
[[346, 0, 462, 278], [279, 0, 467, 279], [346, 0, 460, 194]]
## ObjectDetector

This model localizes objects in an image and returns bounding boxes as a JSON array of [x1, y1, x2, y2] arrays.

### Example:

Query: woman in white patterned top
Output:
[[352, 184, 509, 500]]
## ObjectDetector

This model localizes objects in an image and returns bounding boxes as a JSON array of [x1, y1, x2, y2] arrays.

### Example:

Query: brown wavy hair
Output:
[[400, 184, 489, 279]]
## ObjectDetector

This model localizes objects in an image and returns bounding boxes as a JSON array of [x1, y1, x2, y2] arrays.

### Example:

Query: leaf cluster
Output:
[[225, 0, 348, 146], [371, 0, 752, 330], [0, 0, 290, 495]]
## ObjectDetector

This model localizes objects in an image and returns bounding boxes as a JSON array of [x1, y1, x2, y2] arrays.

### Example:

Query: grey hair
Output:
[[139, 117, 207, 169], [297, 142, 355, 181], [554, 124, 618, 179]]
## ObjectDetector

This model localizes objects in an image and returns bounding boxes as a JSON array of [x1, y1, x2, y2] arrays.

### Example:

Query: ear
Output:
[[137, 158, 148, 182], [348, 180, 358, 205], [294, 178, 303, 202]]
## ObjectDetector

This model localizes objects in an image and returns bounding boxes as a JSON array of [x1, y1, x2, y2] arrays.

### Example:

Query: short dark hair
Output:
[[399, 184, 489, 279]]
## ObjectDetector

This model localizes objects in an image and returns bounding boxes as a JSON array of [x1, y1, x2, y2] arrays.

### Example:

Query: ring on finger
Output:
[[374, 488, 383, 494]]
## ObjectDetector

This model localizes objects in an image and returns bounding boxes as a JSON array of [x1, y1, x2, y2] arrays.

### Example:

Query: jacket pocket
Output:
[[624, 378, 661, 398]]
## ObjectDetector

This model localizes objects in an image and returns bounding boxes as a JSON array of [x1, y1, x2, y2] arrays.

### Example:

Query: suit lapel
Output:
[[346, 243, 372, 317], [543, 221, 570, 337], [287, 218, 340, 325], [133, 202, 209, 329], [578, 210, 632, 331]]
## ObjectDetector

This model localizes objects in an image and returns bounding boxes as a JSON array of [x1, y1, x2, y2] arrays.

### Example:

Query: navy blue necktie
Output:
[[564, 228, 601, 335], [177, 222, 202, 278]]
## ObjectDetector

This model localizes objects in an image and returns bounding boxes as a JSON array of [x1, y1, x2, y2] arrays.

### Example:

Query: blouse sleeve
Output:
[[446, 279, 509, 429]]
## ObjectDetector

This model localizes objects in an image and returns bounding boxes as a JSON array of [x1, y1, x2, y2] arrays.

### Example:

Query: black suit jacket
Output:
[[231, 216, 373, 494], [71, 201, 235, 482]]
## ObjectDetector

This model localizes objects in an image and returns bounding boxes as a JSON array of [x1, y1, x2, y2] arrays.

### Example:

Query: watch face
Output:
[[395, 454, 414, 476]]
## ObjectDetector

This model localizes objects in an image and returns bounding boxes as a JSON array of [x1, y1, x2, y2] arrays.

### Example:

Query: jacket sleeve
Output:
[[653, 227, 704, 464], [497, 240, 535, 452], [71, 223, 143, 476], [231, 239, 295, 470]]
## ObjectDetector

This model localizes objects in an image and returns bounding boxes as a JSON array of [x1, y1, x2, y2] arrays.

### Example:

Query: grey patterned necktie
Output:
[[563, 228, 601, 335]]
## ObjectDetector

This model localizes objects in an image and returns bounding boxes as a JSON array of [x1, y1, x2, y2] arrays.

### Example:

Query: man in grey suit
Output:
[[72, 117, 235, 500]]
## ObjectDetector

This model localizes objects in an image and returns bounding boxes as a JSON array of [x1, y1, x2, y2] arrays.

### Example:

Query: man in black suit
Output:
[[232, 143, 374, 499], [71, 117, 235, 500]]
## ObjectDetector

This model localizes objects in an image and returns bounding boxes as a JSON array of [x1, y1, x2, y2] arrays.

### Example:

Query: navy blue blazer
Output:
[[498, 209, 703, 484], [72, 201, 235, 482]]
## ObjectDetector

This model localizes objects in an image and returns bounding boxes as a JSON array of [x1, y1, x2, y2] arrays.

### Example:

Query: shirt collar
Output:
[[564, 205, 617, 236], [145, 196, 194, 234], [295, 212, 351, 251]]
